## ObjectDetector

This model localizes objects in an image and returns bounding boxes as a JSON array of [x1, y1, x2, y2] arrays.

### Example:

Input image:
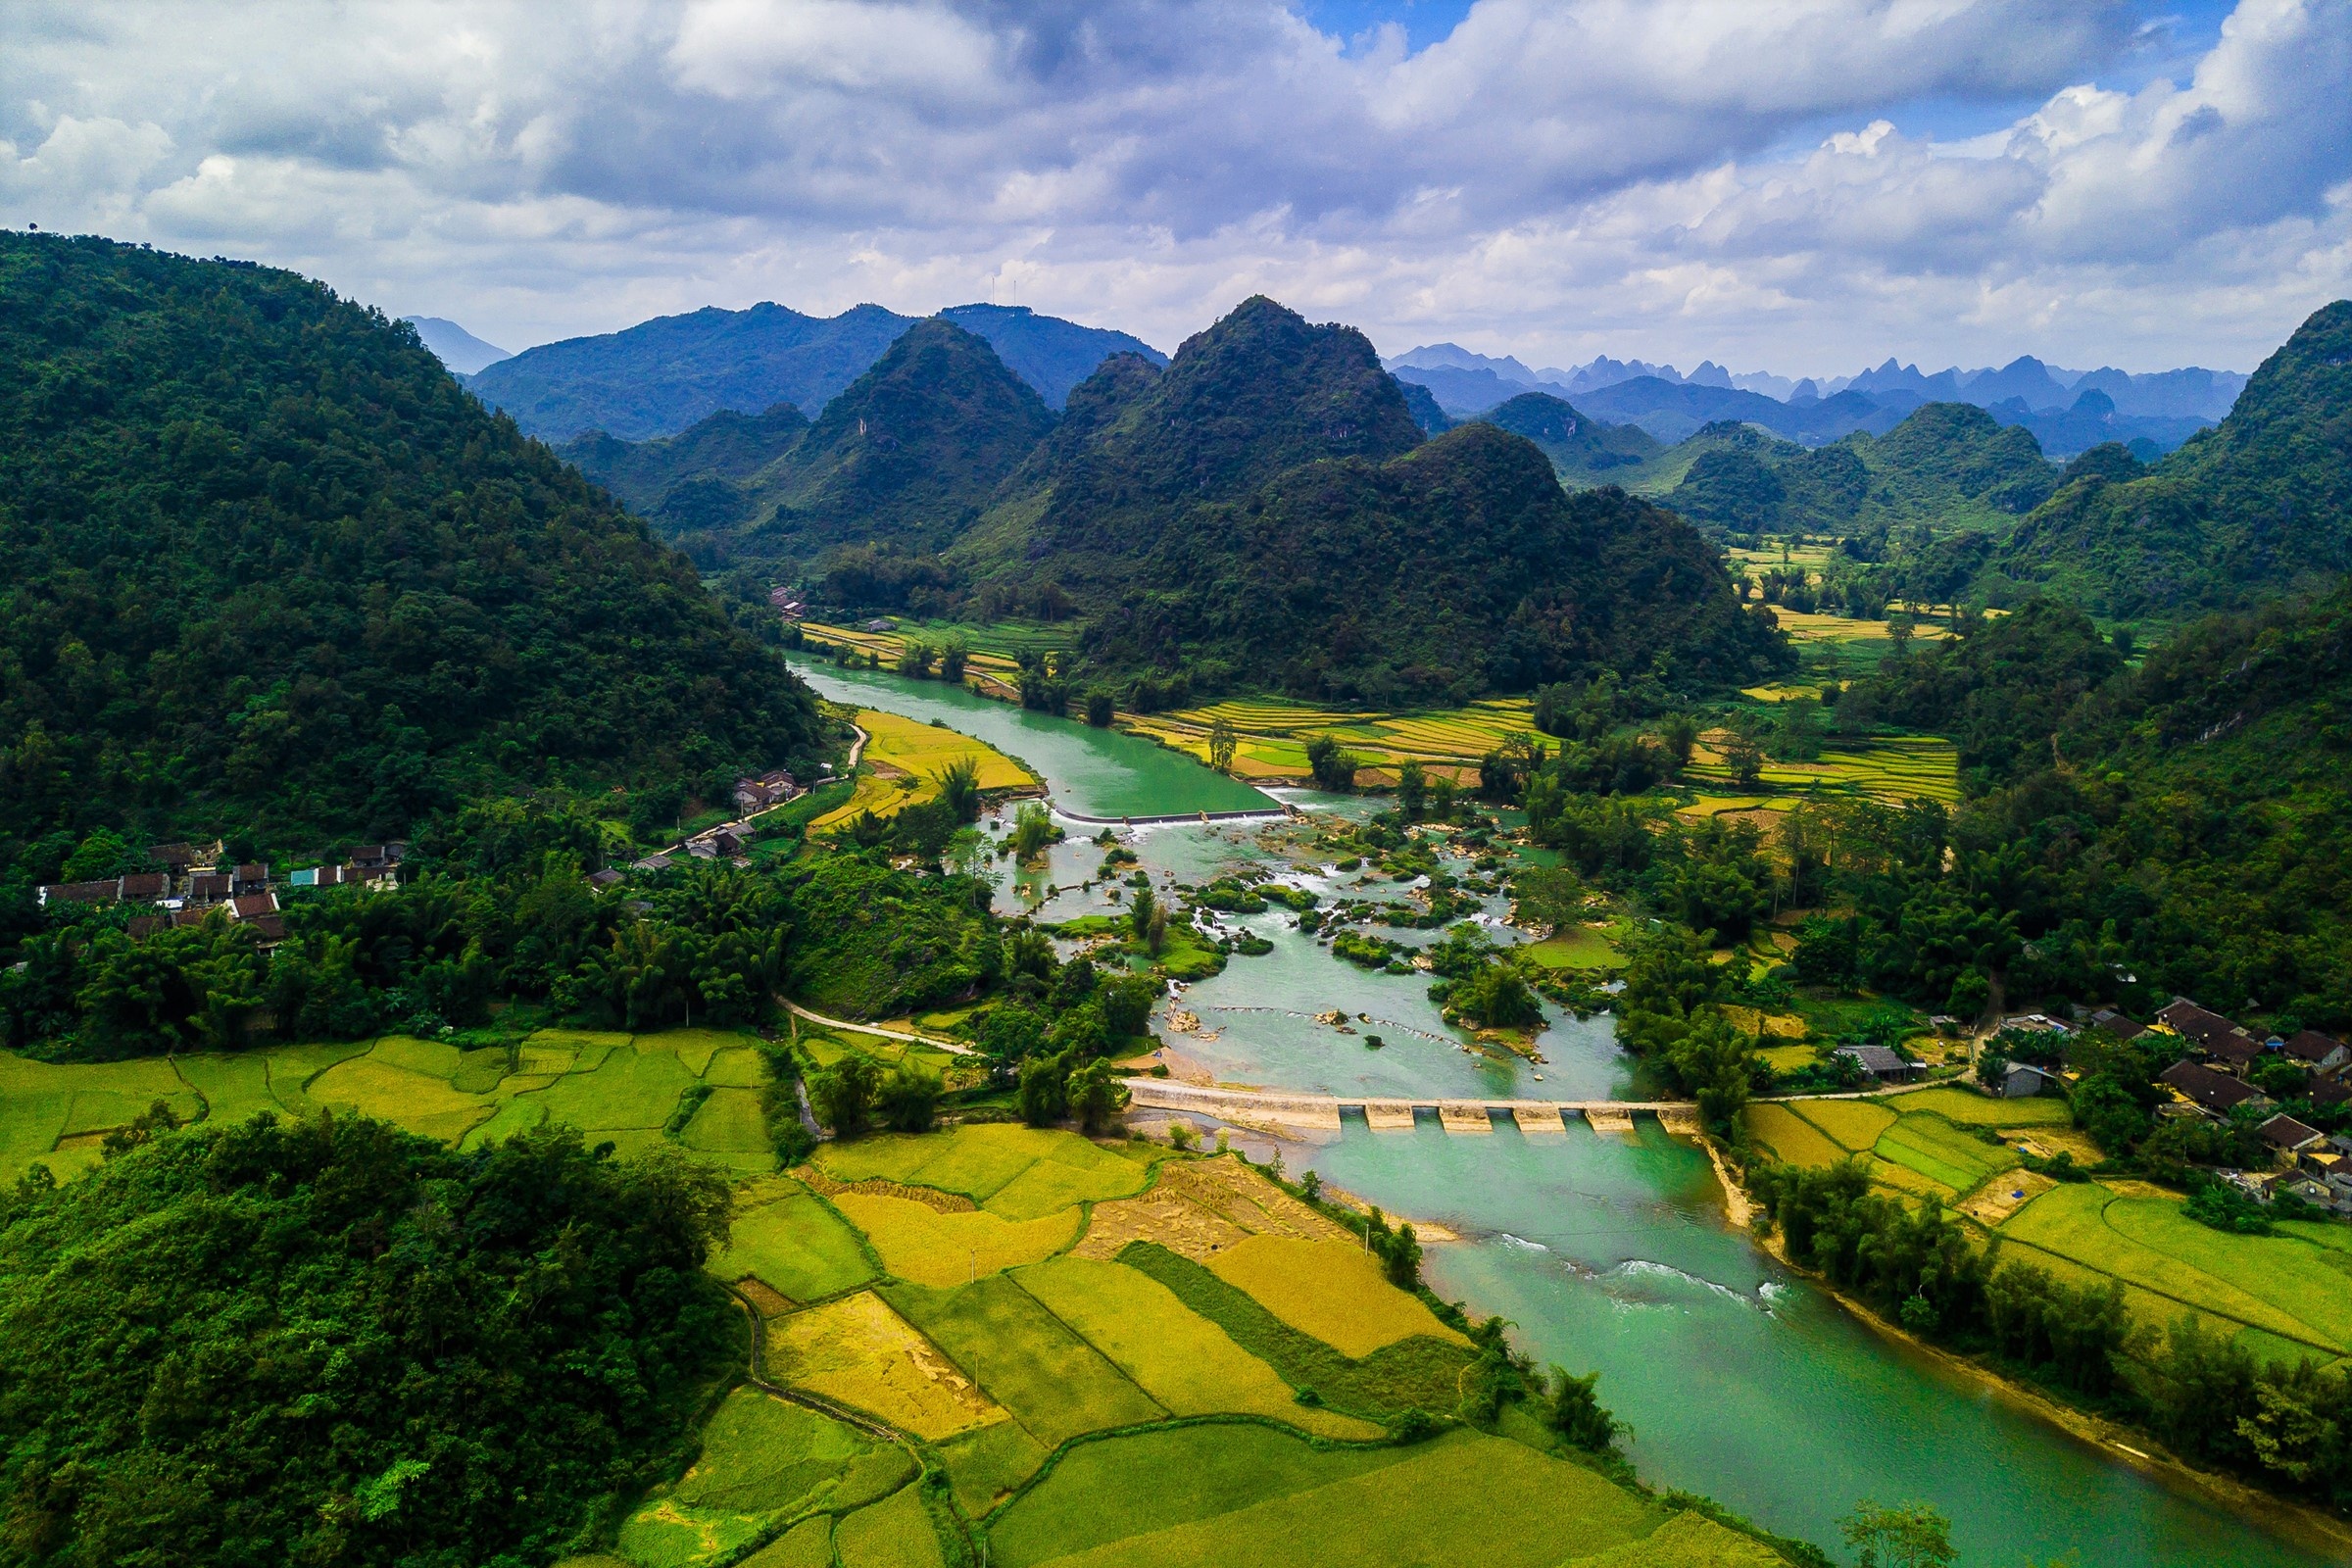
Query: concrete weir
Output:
[[1126, 1079, 1696, 1139]]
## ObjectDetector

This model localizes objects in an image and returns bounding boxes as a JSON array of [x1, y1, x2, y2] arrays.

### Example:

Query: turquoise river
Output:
[[792, 657, 2340, 1568]]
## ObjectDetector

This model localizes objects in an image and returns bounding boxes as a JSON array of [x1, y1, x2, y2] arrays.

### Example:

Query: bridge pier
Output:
[[1357, 1100, 1417, 1131], [1512, 1105, 1569, 1136], [1584, 1106, 1637, 1137], [1438, 1102, 1494, 1135]]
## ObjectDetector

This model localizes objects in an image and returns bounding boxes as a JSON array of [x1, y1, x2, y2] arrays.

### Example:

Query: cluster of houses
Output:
[[34, 840, 409, 949], [627, 770, 805, 875], [2123, 999, 2352, 1210]]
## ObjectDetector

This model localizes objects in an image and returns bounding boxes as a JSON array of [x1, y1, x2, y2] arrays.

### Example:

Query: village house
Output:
[[2281, 1030, 2349, 1076], [2087, 1007, 2145, 1041], [2153, 998, 2268, 1072], [733, 769, 797, 813], [1996, 1062, 2064, 1099], [2259, 1114, 2328, 1159], [2158, 1058, 2270, 1118], [1837, 1044, 1923, 1083]]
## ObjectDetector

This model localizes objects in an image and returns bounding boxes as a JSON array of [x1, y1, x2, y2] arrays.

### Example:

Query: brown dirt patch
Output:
[[796, 1170, 977, 1213], [1073, 1152, 1351, 1263], [1962, 1169, 2054, 1226], [735, 1278, 795, 1317]]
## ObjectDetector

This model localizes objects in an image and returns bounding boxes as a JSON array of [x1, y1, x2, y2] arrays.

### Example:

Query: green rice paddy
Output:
[[885, 1275, 1166, 1446]]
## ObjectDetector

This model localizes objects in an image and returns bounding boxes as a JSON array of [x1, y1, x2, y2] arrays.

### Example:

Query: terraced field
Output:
[[0, 1027, 777, 1185], [1125, 695, 1543, 782], [1682, 732, 1961, 806]]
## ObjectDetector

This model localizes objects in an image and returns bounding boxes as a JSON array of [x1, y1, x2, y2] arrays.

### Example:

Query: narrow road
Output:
[[784, 999, 975, 1054]]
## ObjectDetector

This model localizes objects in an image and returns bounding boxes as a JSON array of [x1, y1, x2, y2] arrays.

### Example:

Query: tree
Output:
[[1719, 720, 1766, 786], [1838, 1501, 1956, 1568], [1544, 1367, 1627, 1452], [1509, 865, 1585, 935], [1208, 718, 1238, 774], [1305, 735, 1358, 793], [1085, 690, 1114, 727], [1012, 801, 1056, 860], [1128, 882, 1159, 942], [939, 641, 969, 683], [934, 757, 984, 823], [808, 1054, 881, 1137], [1396, 761, 1427, 819], [1659, 712, 1699, 773], [1067, 1057, 1128, 1134], [875, 1063, 942, 1133], [1018, 1055, 1068, 1126]]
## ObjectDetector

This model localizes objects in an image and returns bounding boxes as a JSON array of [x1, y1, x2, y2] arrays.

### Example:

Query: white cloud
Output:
[[0, 0, 2343, 374]]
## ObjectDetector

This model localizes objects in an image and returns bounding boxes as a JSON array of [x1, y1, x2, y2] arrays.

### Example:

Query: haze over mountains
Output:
[[1385, 342, 2243, 457], [464, 301, 1162, 442]]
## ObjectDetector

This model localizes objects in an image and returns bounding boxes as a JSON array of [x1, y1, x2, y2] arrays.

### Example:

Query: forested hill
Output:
[[955, 297, 1786, 704], [1838, 586, 2352, 1020], [1991, 299, 2352, 616], [0, 232, 823, 865]]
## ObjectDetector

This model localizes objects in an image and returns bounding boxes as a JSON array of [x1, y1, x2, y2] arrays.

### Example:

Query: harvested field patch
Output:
[[831, 1193, 1081, 1287], [1740, 1105, 1846, 1169], [767, 1292, 1006, 1440], [1578, 1510, 1788, 1566], [816, 1123, 1151, 1213], [986, 1423, 1397, 1568], [1790, 1099, 1896, 1152], [712, 1192, 876, 1302], [1015, 1428, 1652, 1568], [834, 1484, 946, 1568], [1207, 1236, 1468, 1358], [1016, 1257, 1382, 1441], [1962, 1170, 2054, 1225], [799, 1170, 976, 1211], [1072, 1153, 1350, 1262], [886, 1275, 1163, 1446]]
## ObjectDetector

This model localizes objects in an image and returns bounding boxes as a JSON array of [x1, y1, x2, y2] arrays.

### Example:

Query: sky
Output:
[[3, 0, 2345, 377]]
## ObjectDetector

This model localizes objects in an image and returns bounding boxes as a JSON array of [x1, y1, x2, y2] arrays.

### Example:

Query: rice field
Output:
[[1873, 1113, 2017, 1192], [1682, 732, 1961, 806], [1002, 1429, 1661, 1568], [829, 1192, 1083, 1287], [765, 1291, 1008, 1440], [937, 1420, 1053, 1519], [985, 1424, 1398, 1568], [885, 1275, 1165, 1446], [1741, 1103, 1849, 1169], [1521, 925, 1621, 970], [1013, 1256, 1383, 1441], [808, 709, 1039, 831], [0, 1026, 775, 1188], [738, 1516, 833, 1568], [1890, 1086, 2073, 1126], [833, 1484, 947, 1568], [812, 1123, 1156, 1215], [613, 1390, 909, 1568], [1205, 1236, 1469, 1358], [1997, 1184, 2352, 1355], [1788, 1099, 1896, 1152], [710, 1184, 878, 1302], [1127, 695, 1543, 781]]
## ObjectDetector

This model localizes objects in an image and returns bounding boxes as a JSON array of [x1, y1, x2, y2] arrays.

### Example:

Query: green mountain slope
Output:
[[741, 318, 1056, 562], [1471, 392, 1661, 486], [955, 298, 1784, 704], [1663, 404, 2054, 540], [0, 232, 823, 858], [557, 401, 809, 514], [1992, 300, 2352, 617]]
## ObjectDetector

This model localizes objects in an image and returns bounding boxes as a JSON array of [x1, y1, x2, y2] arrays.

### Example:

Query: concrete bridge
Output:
[[1053, 806, 1291, 828], [1123, 1078, 1701, 1138]]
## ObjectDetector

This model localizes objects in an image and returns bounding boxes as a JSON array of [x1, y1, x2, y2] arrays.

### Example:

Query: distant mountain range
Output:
[[404, 316, 512, 374], [1386, 342, 2248, 457], [463, 302, 1163, 441]]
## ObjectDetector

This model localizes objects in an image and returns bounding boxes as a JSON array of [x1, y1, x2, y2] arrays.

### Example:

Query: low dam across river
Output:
[[1124, 1079, 1702, 1138]]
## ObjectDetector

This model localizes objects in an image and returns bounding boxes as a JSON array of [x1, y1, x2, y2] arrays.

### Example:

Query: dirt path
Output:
[[783, 999, 974, 1055]]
